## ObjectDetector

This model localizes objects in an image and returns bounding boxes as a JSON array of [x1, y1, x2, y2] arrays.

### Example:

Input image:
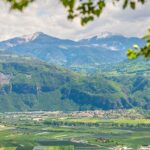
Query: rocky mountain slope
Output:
[[0, 32, 144, 67], [0, 52, 149, 112]]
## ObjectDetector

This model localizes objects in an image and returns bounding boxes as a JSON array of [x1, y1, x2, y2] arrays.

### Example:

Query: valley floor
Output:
[[0, 111, 150, 150]]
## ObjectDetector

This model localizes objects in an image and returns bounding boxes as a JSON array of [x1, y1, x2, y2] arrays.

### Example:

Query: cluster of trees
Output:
[[44, 119, 150, 128], [44, 119, 100, 127]]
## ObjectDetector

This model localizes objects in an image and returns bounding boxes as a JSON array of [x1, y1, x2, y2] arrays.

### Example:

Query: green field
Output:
[[0, 114, 150, 150], [0, 146, 74, 150]]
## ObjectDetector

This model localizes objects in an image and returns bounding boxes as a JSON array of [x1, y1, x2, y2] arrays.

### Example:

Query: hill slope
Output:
[[0, 52, 150, 112]]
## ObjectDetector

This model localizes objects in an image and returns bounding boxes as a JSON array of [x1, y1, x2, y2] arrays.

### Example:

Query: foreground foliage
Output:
[[4, 0, 147, 25], [128, 29, 150, 59]]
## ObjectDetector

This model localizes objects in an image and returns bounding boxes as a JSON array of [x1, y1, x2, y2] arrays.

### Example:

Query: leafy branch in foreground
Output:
[[60, 0, 146, 25], [4, 0, 147, 25], [5, 0, 34, 11], [127, 29, 150, 59]]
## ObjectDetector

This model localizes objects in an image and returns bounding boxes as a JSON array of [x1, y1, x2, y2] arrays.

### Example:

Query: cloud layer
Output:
[[0, 0, 150, 41]]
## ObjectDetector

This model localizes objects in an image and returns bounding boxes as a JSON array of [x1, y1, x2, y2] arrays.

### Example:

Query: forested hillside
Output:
[[0, 52, 149, 112]]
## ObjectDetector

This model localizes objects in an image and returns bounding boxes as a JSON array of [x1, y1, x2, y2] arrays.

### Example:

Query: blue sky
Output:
[[0, 0, 150, 41]]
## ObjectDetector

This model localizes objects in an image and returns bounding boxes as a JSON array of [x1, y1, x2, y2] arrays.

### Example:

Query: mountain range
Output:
[[0, 32, 149, 112], [0, 32, 145, 67]]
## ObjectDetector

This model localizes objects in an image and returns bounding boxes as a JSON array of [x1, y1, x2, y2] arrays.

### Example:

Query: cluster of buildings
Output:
[[0, 109, 143, 121], [117, 146, 150, 150], [68, 109, 143, 119]]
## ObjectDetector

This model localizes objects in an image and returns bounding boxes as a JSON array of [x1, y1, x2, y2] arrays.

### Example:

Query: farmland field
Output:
[[0, 112, 150, 150]]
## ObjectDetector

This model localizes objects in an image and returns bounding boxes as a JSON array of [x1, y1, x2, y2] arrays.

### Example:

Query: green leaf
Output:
[[130, 1, 136, 9], [127, 49, 137, 59], [123, 0, 128, 9], [133, 44, 139, 50]]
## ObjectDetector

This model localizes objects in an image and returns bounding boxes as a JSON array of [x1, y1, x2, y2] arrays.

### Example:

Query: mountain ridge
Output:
[[0, 33, 149, 112], [0, 32, 145, 67], [0, 52, 150, 112]]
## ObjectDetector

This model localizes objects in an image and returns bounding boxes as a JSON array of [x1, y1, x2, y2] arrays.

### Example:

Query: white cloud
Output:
[[0, 0, 150, 41]]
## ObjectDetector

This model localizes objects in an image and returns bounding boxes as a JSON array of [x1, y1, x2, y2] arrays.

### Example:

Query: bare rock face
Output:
[[0, 72, 11, 86]]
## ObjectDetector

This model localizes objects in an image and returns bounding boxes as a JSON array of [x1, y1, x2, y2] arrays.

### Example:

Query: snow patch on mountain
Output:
[[96, 32, 113, 39], [96, 32, 122, 39], [101, 44, 118, 51], [6, 42, 16, 48], [21, 32, 40, 42], [58, 45, 68, 49]]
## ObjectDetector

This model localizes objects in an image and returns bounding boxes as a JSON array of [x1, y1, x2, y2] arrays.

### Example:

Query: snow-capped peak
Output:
[[21, 32, 41, 42], [96, 32, 114, 39], [5, 32, 43, 48]]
